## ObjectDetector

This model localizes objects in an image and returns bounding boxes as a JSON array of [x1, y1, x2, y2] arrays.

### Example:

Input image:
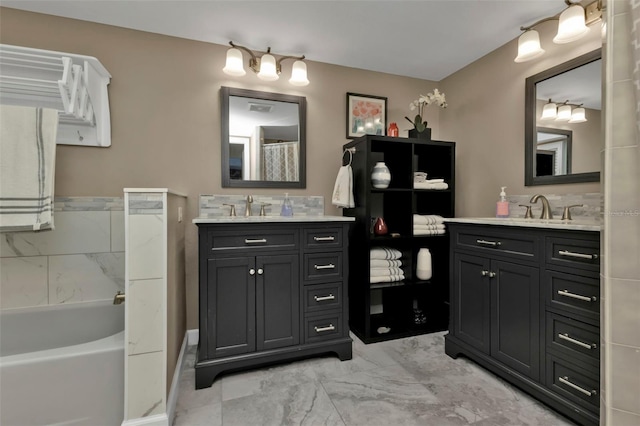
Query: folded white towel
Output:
[[425, 178, 445, 183], [413, 224, 446, 230], [413, 214, 445, 225], [370, 274, 405, 284], [370, 267, 404, 277], [414, 229, 446, 236], [331, 165, 354, 208], [370, 247, 402, 260], [370, 259, 402, 268], [0, 106, 59, 231], [414, 182, 448, 190]]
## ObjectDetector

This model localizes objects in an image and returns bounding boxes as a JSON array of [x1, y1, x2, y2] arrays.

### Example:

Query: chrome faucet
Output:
[[529, 194, 553, 219], [245, 195, 253, 217]]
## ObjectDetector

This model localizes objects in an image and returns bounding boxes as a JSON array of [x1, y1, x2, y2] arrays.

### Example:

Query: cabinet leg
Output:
[[444, 335, 462, 359], [336, 343, 353, 361]]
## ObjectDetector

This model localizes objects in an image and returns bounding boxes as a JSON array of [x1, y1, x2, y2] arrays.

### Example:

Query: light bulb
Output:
[[515, 30, 545, 63], [289, 60, 309, 86], [257, 54, 279, 81], [222, 48, 246, 76], [554, 5, 589, 44]]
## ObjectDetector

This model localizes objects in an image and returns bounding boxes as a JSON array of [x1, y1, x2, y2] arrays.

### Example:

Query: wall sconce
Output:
[[540, 99, 587, 123], [222, 41, 309, 86], [514, 0, 602, 63]]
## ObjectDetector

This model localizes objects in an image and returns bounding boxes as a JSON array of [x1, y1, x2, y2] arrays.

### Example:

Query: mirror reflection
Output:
[[221, 87, 306, 188], [525, 49, 601, 186]]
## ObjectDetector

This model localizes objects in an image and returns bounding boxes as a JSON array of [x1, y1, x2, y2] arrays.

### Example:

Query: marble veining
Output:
[[444, 217, 601, 231], [199, 194, 324, 217]]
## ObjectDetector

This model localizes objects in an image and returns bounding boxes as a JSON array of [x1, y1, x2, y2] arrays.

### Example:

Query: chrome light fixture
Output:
[[222, 41, 309, 86], [515, 0, 602, 63]]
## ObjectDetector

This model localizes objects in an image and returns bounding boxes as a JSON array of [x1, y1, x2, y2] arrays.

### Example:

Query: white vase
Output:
[[416, 248, 432, 280], [371, 162, 391, 189]]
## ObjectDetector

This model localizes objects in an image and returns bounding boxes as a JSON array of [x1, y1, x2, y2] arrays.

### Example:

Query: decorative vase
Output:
[[371, 161, 391, 188], [373, 217, 388, 236], [388, 122, 399, 137], [408, 128, 432, 141], [416, 248, 432, 280]]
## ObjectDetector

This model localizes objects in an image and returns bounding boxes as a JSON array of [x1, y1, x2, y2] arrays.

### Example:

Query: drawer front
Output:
[[207, 229, 298, 251], [545, 270, 599, 320], [453, 227, 539, 260], [303, 282, 342, 314], [546, 355, 599, 412], [303, 253, 343, 282], [545, 236, 600, 273], [304, 312, 343, 343], [547, 312, 599, 363], [303, 227, 344, 250]]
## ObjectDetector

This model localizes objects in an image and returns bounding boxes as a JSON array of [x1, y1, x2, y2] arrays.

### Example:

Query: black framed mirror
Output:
[[525, 49, 601, 186], [221, 86, 306, 188]]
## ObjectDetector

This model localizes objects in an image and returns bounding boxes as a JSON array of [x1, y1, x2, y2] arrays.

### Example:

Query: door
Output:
[[256, 254, 300, 350], [490, 259, 540, 380], [453, 253, 491, 354], [207, 257, 256, 358]]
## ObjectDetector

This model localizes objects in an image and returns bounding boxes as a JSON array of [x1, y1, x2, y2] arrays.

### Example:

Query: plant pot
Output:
[[408, 128, 432, 140]]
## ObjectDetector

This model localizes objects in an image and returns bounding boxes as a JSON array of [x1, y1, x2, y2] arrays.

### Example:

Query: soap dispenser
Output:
[[496, 187, 509, 218], [280, 193, 293, 217]]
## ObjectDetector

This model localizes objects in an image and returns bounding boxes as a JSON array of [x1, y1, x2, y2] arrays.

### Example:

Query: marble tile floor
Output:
[[174, 332, 576, 426]]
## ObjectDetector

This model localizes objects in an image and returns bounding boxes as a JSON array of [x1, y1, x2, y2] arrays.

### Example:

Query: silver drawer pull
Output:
[[314, 294, 335, 302], [314, 264, 335, 270], [245, 238, 267, 244], [558, 250, 598, 260], [476, 239, 501, 247], [557, 289, 597, 302], [313, 236, 335, 242], [558, 333, 597, 350], [314, 324, 335, 333], [559, 376, 597, 397]]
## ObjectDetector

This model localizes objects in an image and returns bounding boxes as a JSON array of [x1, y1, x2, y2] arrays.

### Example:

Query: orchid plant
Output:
[[405, 89, 447, 132]]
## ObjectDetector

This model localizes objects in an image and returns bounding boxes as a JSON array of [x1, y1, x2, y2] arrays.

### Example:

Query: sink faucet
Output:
[[245, 195, 253, 217], [529, 194, 553, 219]]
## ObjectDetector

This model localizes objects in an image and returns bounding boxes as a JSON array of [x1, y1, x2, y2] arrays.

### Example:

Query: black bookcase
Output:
[[343, 135, 456, 343]]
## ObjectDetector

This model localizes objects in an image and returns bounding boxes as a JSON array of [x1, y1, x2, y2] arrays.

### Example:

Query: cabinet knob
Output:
[[257, 268, 263, 275], [481, 270, 489, 276], [488, 271, 496, 278], [249, 268, 256, 276]]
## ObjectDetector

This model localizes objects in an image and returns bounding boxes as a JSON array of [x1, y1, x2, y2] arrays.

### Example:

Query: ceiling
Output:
[[2, 0, 569, 81]]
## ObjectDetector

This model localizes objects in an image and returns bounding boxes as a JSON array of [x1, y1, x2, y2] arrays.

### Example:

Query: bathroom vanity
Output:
[[445, 218, 601, 426], [193, 216, 354, 389]]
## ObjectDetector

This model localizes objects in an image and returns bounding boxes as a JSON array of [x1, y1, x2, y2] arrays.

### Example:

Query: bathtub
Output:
[[0, 300, 124, 426]]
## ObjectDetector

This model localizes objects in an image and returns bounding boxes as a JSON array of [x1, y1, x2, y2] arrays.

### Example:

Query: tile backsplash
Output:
[[0, 197, 124, 309], [199, 194, 324, 217], [507, 192, 602, 221]]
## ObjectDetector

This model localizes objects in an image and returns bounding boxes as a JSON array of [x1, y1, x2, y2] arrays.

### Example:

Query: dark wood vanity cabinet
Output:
[[195, 221, 352, 389], [446, 223, 600, 426]]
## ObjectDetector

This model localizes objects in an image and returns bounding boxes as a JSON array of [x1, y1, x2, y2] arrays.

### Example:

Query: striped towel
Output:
[[370, 247, 402, 260], [370, 259, 403, 268]]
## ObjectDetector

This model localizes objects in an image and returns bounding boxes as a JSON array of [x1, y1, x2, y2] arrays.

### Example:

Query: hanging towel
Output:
[[331, 165, 354, 208], [0, 105, 58, 231]]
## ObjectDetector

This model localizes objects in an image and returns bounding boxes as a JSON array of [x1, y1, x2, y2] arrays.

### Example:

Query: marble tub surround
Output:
[[0, 197, 124, 309], [199, 194, 324, 217], [506, 192, 602, 222], [174, 332, 575, 426]]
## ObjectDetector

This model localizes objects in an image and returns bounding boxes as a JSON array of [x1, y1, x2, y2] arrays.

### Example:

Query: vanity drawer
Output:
[[207, 228, 298, 252], [546, 355, 599, 413], [452, 226, 539, 260], [304, 311, 344, 343], [545, 235, 599, 273], [545, 270, 599, 321], [303, 282, 342, 313], [303, 227, 344, 250], [303, 252, 343, 282], [546, 312, 599, 364]]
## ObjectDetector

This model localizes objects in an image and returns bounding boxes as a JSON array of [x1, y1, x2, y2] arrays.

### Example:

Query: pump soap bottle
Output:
[[496, 187, 509, 218], [280, 193, 293, 217]]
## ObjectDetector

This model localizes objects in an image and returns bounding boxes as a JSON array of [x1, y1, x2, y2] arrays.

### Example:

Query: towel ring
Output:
[[343, 148, 355, 166]]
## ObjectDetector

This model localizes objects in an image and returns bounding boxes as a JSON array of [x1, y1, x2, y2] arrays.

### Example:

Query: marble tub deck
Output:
[[174, 332, 576, 426]]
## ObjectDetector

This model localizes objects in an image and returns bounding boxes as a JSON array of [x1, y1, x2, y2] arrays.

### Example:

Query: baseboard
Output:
[[121, 413, 168, 426], [166, 332, 189, 426], [187, 328, 199, 346]]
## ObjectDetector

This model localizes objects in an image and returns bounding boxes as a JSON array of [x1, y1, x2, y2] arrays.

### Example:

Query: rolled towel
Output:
[[414, 229, 446, 236], [370, 267, 404, 277], [370, 247, 402, 260], [370, 274, 405, 284], [370, 259, 402, 268], [413, 214, 445, 225]]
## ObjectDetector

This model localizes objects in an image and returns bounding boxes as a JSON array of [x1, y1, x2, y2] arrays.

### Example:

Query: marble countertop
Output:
[[193, 215, 355, 224], [444, 217, 601, 232]]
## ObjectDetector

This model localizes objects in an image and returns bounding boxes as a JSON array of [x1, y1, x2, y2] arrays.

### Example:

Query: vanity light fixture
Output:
[[222, 41, 309, 86], [555, 104, 573, 121], [540, 99, 587, 123], [568, 106, 587, 123], [514, 0, 602, 63], [540, 99, 558, 120]]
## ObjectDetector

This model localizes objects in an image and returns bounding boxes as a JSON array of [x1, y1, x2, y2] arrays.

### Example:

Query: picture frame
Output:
[[346, 92, 387, 139]]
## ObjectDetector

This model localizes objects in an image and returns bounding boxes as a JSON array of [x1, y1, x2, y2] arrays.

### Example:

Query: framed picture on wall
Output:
[[346, 93, 387, 139]]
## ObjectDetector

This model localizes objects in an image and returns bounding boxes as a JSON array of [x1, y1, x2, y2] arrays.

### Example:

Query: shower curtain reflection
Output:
[[262, 141, 300, 181]]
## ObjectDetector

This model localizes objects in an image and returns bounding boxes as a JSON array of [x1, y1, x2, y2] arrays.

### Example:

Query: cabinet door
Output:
[[207, 257, 256, 358], [490, 259, 540, 380], [452, 253, 491, 354], [256, 254, 300, 351]]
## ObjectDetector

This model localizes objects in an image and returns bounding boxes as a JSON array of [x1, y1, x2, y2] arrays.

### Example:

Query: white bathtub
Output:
[[0, 300, 124, 426]]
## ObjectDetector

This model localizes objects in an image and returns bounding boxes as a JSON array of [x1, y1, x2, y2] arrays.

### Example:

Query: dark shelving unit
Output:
[[343, 134, 455, 343]]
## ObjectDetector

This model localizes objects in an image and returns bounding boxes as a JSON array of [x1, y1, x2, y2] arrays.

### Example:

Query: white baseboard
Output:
[[166, 333, 189, 425], [187, 328, 199, 346], [121, 413, 168, 426]]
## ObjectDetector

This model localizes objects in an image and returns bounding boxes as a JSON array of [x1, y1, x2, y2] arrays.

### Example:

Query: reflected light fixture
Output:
[[568, 106, 587, 123], [222, 41, 309, 86], [555, 104, 573, 121], [540, 99, 558, 120], [541, 100, 587, 123], [514, 0, 602, 63]]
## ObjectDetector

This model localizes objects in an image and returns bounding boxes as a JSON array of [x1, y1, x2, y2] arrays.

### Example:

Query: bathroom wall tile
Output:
[[128, 278, 164, 355], [48, 253, 125, 304], [0, 211, 111, 258], [607, 146, 640, 211], [611, 81, 637, 148], [0, 256, 48, 309], [610, 278, 640, 347], [54, 196, 123, 212], [610, 343, 640, 414], [612, 13, 633, 82], [127, 351, 165, 419], [605, 215, 640, 280], [111, 211, 125, 252], [610, 408, 640, 425], [199, 194, 324, 217], [127, 214, 164, 280]]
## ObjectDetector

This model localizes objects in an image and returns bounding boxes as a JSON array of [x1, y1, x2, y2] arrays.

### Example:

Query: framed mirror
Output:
[[525, 49, 601, 186], [221, 86, 306, 188]]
